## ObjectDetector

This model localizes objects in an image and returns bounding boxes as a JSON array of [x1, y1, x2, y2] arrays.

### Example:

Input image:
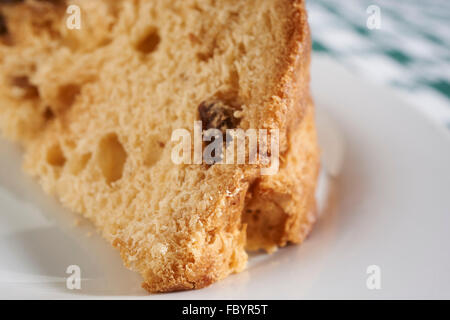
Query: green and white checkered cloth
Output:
[[307, 0, 450, 130]]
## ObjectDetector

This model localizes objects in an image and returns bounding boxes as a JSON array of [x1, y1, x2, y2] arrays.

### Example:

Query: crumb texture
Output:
[[0, 0, 315, 292]]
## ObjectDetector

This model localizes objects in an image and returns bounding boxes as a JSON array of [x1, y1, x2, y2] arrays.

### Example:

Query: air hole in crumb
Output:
[[10, 76, 39, 99], [188, 33, 201, 45], [143, 137, 164, 167], [46, 143, 66, 167], [135, 29, 160, 54], [207, 230, 216, 245], [196, 37, 217, 62], [56, 83, 80, 112], [0, 13, 8, 36], [69, 152, 91, 175], [238, 42, 246, 55], [196, 51, 213, 62], [97, 133, 127, 184], [43, 107, 54, 121], [191, 3, 203, 12]]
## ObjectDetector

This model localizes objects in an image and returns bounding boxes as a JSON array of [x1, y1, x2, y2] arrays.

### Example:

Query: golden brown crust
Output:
[[259, 0, 311, 152], [244, 101, 319, 252], [240, 0, 317, 253]]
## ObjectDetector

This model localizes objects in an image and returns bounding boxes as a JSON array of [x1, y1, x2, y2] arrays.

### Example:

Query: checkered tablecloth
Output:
[[307, 0, 450, 130]]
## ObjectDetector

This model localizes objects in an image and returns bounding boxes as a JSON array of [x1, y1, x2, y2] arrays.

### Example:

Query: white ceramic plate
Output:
[[1, 56, 449, 299]]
